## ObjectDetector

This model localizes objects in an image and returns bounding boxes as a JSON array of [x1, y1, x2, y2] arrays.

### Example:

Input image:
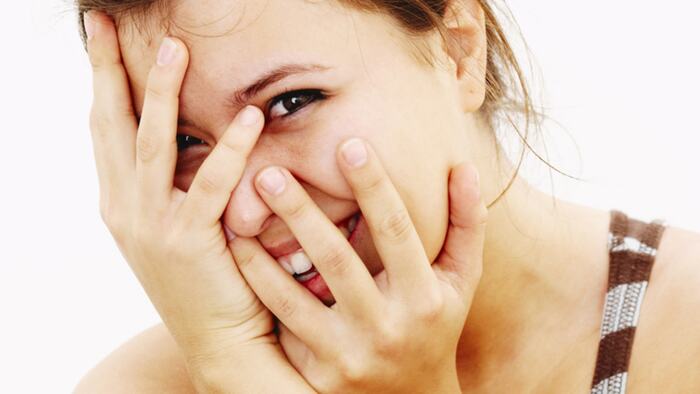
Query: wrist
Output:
[[186, 343, 315, 394]]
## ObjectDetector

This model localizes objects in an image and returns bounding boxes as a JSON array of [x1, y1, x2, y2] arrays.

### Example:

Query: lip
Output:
[[264, 239, 304, 259], [298, 212, 363, 305], [262, 211, 359, 259]]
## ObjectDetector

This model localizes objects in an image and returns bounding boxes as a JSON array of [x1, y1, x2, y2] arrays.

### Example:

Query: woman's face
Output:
[[118, 0, 476, 294]]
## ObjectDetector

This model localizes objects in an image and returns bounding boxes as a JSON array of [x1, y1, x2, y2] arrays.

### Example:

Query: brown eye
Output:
[[176, 134, 206, 151], [268, 89, 325, 119]]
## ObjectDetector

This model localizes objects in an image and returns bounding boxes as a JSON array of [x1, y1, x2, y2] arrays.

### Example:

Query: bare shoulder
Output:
[[75, 323, 195, 394], [628, 225, 700, 393]]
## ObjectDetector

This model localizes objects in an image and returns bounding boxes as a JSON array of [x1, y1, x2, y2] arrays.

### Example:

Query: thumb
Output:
[[434, 162, 488, 298]]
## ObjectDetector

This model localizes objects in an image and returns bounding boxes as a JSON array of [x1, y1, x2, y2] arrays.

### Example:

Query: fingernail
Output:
[[223, 225, 237, 242], [340, 138, 368, 168], [84, 11, 96, 41], [238, 106, 261, 126], [258, 167, 287, 196], [157, 37, 178, 66]]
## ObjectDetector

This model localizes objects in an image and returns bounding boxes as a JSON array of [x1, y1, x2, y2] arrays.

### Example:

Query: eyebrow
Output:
[[177, 63, 330, 130]]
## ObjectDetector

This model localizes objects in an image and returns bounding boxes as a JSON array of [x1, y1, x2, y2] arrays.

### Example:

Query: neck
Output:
[[454, 115, 611, 390]]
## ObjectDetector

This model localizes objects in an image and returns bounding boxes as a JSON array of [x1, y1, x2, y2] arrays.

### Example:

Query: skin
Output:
[[75, 0, 700, 392]]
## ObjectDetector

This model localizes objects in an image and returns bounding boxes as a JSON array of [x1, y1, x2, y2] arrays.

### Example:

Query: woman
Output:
[[74, 0, 700, 393]]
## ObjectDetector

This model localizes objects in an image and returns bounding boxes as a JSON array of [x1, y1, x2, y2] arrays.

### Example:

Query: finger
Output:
[[135, 36, 189, 209], [85, 11, 137, 192], [433, 163, 487, 299], [254, 166, 383, 317], [277, 323, 315, 374], [230, 236, 337, 353], [179, 106, 263, 226], [336, 138, 434, 294]]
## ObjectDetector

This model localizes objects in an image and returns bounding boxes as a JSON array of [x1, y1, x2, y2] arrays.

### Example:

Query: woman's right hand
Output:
[[84, 11, 313, 393]]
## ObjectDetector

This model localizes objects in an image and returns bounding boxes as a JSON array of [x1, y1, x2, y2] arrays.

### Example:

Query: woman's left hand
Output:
[[231, 138, 488, 394]]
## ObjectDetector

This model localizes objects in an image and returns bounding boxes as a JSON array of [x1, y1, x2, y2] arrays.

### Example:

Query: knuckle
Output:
[[193, 171, 221, 195], [144, 82, 168, 102], [281, 198, 307, 221], [218, 134, 250, 157], [336, 354, 366, 384], [88, 46, 120, 72], [233, 247, 256, 269], [357, 172, 385, 196], [373, 322, 404, 356], [88, 55, 101, 71], [89, 93, 134, 128], [414, 289, 446, 321], [456, 201, 489, 231], [144, 67, 172, 101], [98, 202, 110, 225], [98, 201, 114, 226], [271, 295, 297, 320], [377, 209, 413, 243], [88, 54, 108, 72], [99, 200, 126, 238], [88, 109, 111, 136], [89, 105, 134, 138], [136, 132, 160, 162], [318, 246, 350, 276]]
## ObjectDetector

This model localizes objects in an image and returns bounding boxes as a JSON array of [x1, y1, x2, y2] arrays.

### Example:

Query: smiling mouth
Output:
[[275, 211, 361, 282]]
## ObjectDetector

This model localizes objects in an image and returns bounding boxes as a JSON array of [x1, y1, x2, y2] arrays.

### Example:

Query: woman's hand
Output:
[[84, 12, 313, 393], [232, 139, 488, 394]]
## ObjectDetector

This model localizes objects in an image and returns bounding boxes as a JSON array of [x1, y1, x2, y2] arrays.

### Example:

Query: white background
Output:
[[0, 1, 698, 392]]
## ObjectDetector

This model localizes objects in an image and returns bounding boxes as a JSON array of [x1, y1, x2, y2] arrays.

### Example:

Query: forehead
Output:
[[116, 0, 413, 129]]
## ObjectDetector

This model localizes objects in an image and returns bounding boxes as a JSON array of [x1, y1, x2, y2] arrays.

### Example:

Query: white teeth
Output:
[[348, 214, 359, 233], [290, 251, 313, 274], [277, 255, 295, 275], [274, 214, 359, 276]]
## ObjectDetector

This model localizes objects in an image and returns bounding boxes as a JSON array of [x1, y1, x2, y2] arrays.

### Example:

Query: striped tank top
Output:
[[590, 210, 668, 394]]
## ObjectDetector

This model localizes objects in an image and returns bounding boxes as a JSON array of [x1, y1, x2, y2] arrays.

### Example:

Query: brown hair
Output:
[[75, 0, 561, 207]]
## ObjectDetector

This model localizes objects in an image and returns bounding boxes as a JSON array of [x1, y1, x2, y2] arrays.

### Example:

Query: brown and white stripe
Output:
[[590, 210, 667, 394]]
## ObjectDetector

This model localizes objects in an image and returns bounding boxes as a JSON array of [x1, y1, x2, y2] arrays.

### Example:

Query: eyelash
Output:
[[176, 134, 206, 152], [176, 89, 326, 152], [267, 88, 326, 120]]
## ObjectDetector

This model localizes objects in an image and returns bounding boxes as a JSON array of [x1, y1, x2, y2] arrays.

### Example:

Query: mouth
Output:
[[276, 211, 360, 279], [272, 211, 362, 303]]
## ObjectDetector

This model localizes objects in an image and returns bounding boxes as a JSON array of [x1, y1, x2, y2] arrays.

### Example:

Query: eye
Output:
[[176, 134, 206, 152], [268, 89, 325, 119]]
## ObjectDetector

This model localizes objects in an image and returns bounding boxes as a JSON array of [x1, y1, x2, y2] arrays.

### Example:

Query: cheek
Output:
[[355, 97, 454, 261], [404, 170, 450, 262], [291, 97, 451, 261], [279, 110, 374, 199], [381, 138, 450, 262]]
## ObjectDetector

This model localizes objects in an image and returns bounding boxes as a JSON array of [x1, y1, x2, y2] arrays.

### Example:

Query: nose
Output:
[[221, 151, 276, 238]]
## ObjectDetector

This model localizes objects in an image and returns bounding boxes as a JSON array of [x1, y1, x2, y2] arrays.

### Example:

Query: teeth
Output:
[[296, 270, 318, 282], [348, 213, 359, 233], [277, 255, 295, 275], [274, 214, 359, 276], [290, 251, 313, 274]]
